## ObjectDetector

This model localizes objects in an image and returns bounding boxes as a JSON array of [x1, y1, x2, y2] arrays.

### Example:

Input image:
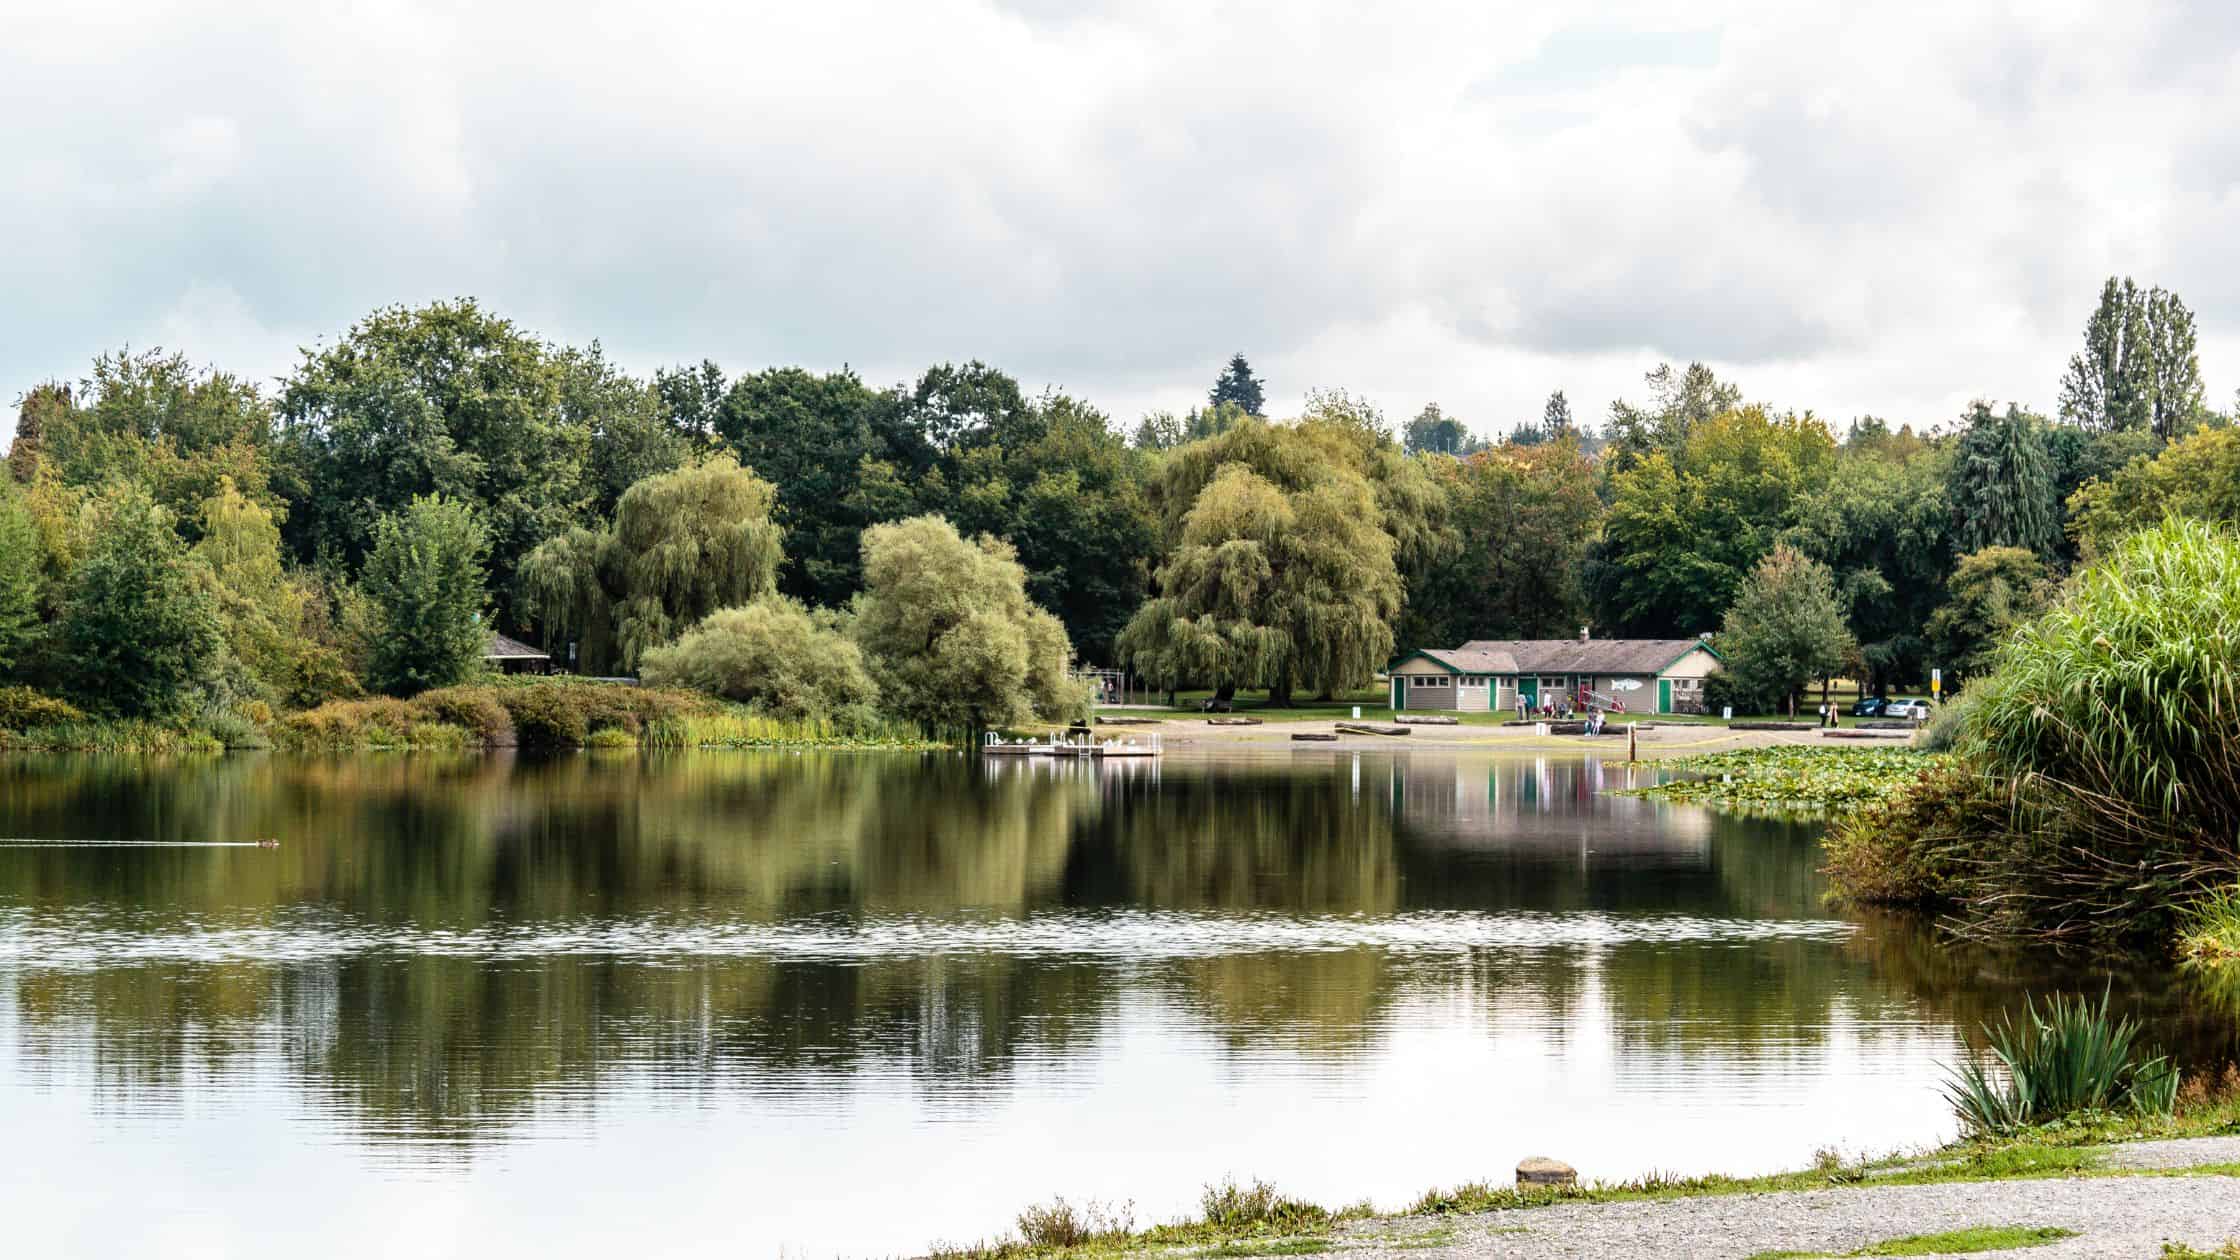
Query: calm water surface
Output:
[[0, 749, 2220, 1258]]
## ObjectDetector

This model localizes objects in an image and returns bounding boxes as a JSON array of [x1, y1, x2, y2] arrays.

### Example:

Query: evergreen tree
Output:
[[361, 495, 491, 696], [2059, 277, 2205, 440], [1543, 389, 1575, 438], [58, 484, 223, 717], [1207, 353, 1265, 416], [1716, 544, 1854, 715], [1947, 402, 2059, 560]]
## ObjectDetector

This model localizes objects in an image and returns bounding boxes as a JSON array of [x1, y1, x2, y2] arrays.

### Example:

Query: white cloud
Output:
[[3, 0, 2236, 441]]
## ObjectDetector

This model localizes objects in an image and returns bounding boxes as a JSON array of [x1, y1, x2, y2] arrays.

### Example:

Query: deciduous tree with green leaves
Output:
[[940, 392, 1157, 663], [639, 596, 878, 722], [1589, 405, 1837, 638], [696, 364, 932, 604], [0, 484, 46, 676], [360, 495, 491, 696], [58, 483, 224, 717], [1401, 438, 1600, 649], [1925, 546, 2050, 687], [850, 515, 1081, 733], [276, 300, 609, 622], [2066, 424, 2240, 560], [1117, 417, 1405, 704], [522, 452, 785, 674], [1603, 362, 1741, 470], [1714, 544, 1854, 716], [1402, 403, 1475, 455]]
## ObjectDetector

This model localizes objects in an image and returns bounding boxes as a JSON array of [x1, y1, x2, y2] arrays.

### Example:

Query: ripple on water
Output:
[[0, 905, 1855, 971]]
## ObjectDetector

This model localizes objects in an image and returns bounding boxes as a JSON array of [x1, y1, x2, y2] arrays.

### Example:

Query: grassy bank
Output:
[[0, 678, 945, 755], [930, 1068, 2240, 1259]]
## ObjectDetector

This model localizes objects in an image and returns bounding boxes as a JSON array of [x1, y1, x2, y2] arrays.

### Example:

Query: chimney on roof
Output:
[[1579, 625, 1589, 643]]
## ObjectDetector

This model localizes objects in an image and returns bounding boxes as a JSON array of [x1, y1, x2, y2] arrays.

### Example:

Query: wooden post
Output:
[[1628, 722, 1638, 762]]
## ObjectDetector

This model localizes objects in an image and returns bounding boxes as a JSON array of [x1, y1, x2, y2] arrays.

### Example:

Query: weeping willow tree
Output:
[[521, 452, 784, 673], [849, 514, 1082, 734], [1118, 417, 1406, 705]]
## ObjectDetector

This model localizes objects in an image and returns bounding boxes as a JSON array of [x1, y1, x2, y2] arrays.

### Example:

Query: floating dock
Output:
[[982, 731, 1162, 758]]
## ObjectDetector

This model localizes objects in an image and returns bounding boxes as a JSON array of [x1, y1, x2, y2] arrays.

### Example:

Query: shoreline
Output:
[[1122, 717, 1878, 761], [927, 1125, 2240, 1259]]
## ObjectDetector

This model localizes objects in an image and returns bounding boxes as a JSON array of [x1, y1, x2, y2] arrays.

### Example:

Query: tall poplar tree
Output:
[[2059, 277, 2205, 440]]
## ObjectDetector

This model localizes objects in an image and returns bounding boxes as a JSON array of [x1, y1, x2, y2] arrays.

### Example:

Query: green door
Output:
[[1518, 677, 1538, 710], [1658, 678, 1672, 713], [1391, 677, 1405, 711]]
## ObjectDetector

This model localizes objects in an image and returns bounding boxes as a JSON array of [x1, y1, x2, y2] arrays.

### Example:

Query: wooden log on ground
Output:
[[1393, 715, 1459, 725], [1290, 731, 1339, 742], [1822, 728, 1914, 739], [1729, 721, 1818, 731], [1095, 716, 1165, 725], [1206, 716, 1263, 726], [1334, 722, 1410, 736]]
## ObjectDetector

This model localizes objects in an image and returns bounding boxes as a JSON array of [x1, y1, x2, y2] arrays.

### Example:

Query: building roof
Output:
[[1460, 638, 1718, 674], [1400, 646, 1523, 675], [483, 632, 551, 661]]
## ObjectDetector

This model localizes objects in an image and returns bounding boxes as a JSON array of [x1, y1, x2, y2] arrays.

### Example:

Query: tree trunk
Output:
[[1269, 679, 1294, 708], [1213, 683, 1237, 702]]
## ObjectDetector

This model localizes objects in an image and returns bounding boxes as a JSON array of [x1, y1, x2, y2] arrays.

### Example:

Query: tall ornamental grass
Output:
[[1966, 517, 2240, 837], [1944, 990, 2178, 1136], [1842, 518, 2240, 944]]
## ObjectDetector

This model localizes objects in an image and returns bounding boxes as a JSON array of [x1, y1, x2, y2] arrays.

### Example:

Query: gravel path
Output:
[[1330, 1150, 2240, 1259]]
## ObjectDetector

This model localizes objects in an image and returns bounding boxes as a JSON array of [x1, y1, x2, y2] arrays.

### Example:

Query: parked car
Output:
[[1849, 696, 1889, 718], [1885, 699, 1933, 721]]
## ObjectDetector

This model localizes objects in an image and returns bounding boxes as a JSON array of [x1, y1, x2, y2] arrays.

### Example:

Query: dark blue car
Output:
[[1849, 696, 1889, 718]]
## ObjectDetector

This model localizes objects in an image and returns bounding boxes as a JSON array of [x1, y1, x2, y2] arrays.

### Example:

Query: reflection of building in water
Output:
[[1379, 753, 1710, 863]]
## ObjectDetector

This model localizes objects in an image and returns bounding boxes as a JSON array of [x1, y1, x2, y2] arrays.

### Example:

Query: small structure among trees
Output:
[[483, 632, 552, 675], [1388, 634, 1722, 715]]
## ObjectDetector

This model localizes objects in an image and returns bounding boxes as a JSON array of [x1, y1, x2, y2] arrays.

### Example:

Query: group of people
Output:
[[1523, 694, 1614, 734]]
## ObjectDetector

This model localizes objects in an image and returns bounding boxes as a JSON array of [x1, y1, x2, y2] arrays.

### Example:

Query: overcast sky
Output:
[[7, 0, 2239, 443]]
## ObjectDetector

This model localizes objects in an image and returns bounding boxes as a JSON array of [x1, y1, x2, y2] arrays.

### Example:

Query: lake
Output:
[[0, 749, 2218, 1258]]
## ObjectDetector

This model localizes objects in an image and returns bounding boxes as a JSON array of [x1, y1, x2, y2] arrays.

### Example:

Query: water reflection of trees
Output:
[[11, 751, 2209, 1153]]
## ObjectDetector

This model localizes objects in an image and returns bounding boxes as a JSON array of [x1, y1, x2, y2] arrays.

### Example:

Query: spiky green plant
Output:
[[1944, 990, 2177, 1136]]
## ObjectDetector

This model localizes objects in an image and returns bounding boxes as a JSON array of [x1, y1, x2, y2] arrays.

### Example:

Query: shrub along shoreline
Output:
[[0, 678, 945, 754]]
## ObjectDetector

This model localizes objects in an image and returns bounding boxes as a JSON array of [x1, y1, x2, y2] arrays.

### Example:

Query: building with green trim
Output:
[[1387, 635, 1723, 715]]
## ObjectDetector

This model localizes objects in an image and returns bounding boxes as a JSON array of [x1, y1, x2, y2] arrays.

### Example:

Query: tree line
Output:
[[2, 277, 2234, 729]]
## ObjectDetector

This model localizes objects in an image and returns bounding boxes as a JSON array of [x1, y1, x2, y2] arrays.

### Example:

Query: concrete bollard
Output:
[[1516, 1156, 1577, 1189]]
